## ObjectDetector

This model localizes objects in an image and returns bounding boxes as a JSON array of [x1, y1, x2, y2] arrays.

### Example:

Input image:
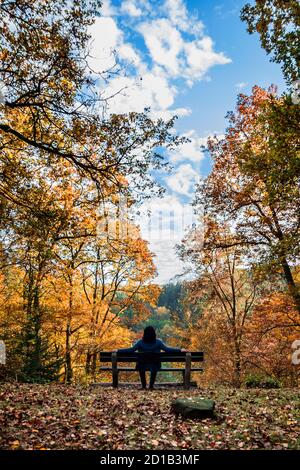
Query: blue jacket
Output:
[[118, 339, 181, 371]]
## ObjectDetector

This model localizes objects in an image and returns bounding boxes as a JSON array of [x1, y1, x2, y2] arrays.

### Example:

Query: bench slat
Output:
[[99, 367, 204, 372], [100, 351, 204, 363], [93, 382, 198, 388]]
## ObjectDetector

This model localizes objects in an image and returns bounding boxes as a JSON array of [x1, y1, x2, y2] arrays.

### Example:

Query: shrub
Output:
[[245, 374, 280, 389]]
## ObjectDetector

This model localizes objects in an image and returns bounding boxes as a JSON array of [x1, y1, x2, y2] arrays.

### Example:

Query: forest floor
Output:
[[0, 383, 299, 450]]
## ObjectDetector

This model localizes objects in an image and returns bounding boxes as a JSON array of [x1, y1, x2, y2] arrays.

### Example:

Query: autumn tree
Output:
[[0, 161, 72, 381], [0, 162, 160, 382], [0, 1, 183, 209], [179, 223, 258, 387], [0, 0, 106, 177], [195, 86, 300, 314], [80, 214, 157, 377], [47, 176, 97, 383], [245, 290, 300, 385]]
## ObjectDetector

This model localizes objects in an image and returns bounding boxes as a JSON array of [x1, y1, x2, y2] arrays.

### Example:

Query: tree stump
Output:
[[171, 397, 215, 419]]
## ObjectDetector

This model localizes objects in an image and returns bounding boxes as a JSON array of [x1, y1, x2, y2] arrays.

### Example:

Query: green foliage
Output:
[[245, 373, 281, 389], [238, 94, 300, 205], [16, 319, 63, 383], [241, 0, 300, 83], [121, 283, 186, 340], [157, 283, 186, 322]]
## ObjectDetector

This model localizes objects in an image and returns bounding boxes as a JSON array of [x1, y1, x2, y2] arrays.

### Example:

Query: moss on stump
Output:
[[171, 397, 215, 419]]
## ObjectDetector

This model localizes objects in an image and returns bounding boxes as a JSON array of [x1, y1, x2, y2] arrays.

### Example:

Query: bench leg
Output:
[[184, 352, 191, 390], [112, 352, 118, 388], [182, 370, 185, 385]]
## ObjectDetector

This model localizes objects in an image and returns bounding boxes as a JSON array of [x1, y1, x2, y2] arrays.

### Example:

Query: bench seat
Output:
[[99, 351, 204, 389], [99, 366, 204, 372]]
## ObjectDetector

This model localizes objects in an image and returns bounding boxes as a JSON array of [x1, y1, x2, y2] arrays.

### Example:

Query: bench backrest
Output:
[[100, 351, 204, 363]]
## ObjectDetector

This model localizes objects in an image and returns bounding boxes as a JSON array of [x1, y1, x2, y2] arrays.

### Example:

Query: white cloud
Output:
[[171, 130, 226, 164], [100, 0, 117, 17], [89, 17, 122, 71], [163, 0, 203, 34], [170, 130, 207, 163], [152, 106, 191, 120], [138, 19, 184, 76], [150, 239, 185, 284], [101, 71, 178, 115], [99, 59, 192, 118], [138, 18, 231, 84], [183, 36, 231, 84], [118, 43, 142, 67], [90, 1, 231, 113], [89, 17, 141, 72], [89, 16, 191, 118], [137, 195, 197, 283], [165, 163, 199, 196], [137, 195, 197, 255], [235, 82, 248, 89], [121, 0, 142, 17]]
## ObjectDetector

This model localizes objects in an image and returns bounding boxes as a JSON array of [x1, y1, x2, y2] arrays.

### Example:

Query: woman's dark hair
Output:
[[142, 326, 156, 343]]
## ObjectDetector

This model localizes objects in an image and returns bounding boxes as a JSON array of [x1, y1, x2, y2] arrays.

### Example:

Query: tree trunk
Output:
[[23, 270, 42, 378], [233, 332, 242, 388], [85, 351, 92, 375], [65, 320, 73, 383], [32, 285, 42, 373], [234, 355, 241, 388], [91, 351, 97, 378], [281, 258, 300, 315], [65, 274, 73, 384], [269, 206, 300, 315]]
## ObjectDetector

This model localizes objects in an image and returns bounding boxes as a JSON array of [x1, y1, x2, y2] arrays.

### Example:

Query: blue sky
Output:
[[90, 0, 286, 283]]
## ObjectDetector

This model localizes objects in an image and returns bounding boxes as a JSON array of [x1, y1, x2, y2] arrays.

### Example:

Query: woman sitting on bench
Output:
[[117, 326, 186, 390]]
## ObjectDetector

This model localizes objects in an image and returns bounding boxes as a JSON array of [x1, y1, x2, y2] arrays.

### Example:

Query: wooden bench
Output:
[[99, 351, 204, 389]]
